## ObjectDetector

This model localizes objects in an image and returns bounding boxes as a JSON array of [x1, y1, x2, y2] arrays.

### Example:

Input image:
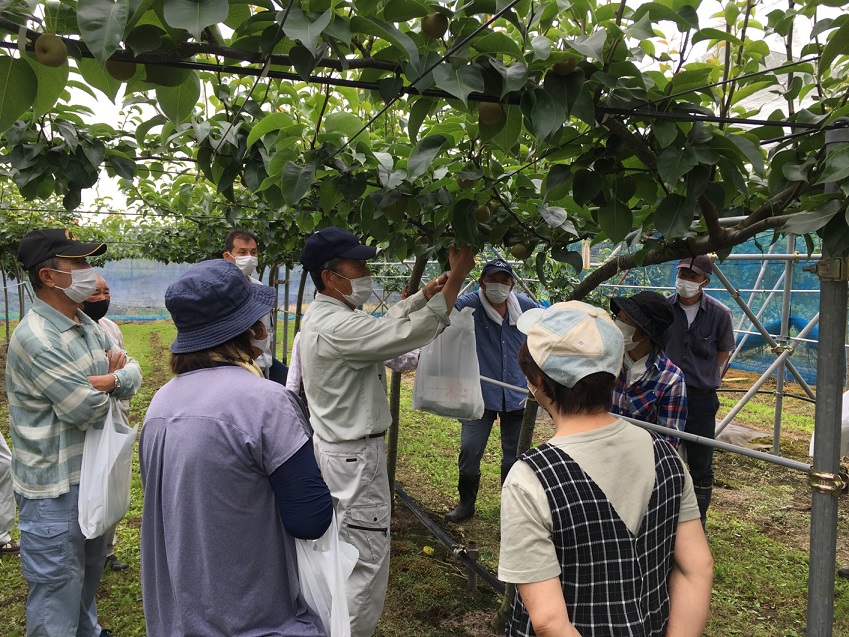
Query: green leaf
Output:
[[25, 55, 68, 117], [565, 30, 606, 62], [691, 27, 742, 46], [551, 247, 583, 274], [247, 112, 294, 147], [817, 146, 849, 184], [289, 44, 317, 81], [281, 161, 316, 205], [107, 151, 136, 179], [726, 133, 764, 176], [408, 98, 434, 143], [820, 20, 849, 76], [383, 0, 430, 22], [784, 200, 841, 234], [530, 89, 563, 141], [490, 58, 529, 98], [544, 164, 570, 200], [78, 0, 130, 64], [572, 168, 601, 206], [0, 57, 37, 133], [378, 76, 404, 103], [324, 112, 367, 140], [481, 103, 521, 152], [531, 34, 551, 61], [77, 57, 121, 101], [282, 7, 332, 55], [351, 16, 420, 67], [451, 198, 480, 246], [155, 73, 200, 123], [537, 203, 568, 228], [624, 13, 655, 40], [162, 0, 228, 40], [632, 2, 699, 32], [657, 146, 698, 186], [653, 120, 678, 148], [598, 202, 633, 244], [407, 134, 447, 182], [653, 193, 694, 239], [126, 23, 165, 54], [472, 32, 525, 61], [432, 63, 484, 106]]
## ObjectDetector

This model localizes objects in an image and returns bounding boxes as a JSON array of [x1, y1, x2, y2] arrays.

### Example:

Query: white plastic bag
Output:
[[296, 511, 359, 637], [412, 307, 485, 420], [78, 398, 137, 539], [809, 389, 849, 457]]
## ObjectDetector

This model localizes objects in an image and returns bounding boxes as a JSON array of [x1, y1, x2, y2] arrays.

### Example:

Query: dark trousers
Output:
[[682, 391, 720, 485], [458, 409, 524, 476]]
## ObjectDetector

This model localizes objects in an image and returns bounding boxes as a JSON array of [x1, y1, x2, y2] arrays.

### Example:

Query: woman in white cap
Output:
[[498, 301, 712, 637], [140, 259, 333, 637]]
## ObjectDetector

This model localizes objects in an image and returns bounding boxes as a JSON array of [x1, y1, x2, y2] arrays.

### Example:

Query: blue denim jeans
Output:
[[458, 409, 524, 476], [15, 486, 109, 637]]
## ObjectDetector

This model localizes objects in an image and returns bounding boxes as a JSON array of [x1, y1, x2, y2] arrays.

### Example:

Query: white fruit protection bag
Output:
[[296, 511, 359, 637], [412, 306, 485, 420], [78, 398, 137, 539]]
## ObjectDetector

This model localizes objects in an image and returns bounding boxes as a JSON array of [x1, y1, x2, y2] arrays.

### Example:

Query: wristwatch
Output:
[[111, 373, 121, 393]]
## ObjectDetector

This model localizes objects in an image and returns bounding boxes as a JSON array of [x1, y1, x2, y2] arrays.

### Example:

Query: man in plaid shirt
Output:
[[610, 291, 686, 448]]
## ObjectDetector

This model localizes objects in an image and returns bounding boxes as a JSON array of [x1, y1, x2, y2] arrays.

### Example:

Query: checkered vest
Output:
[[508, 434, 684, 637]]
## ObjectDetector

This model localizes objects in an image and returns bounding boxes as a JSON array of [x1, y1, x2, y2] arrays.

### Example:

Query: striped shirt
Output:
[[5, 298, 142, 499], [611, 348, 687, 448]]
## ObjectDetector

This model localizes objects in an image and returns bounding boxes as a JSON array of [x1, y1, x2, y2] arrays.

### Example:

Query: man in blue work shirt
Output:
[[445, 259, 539, 523]]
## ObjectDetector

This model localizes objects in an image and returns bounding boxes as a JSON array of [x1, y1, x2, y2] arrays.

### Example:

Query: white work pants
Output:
[[313, 435, 390, 637], [0, 433, 14, 543]]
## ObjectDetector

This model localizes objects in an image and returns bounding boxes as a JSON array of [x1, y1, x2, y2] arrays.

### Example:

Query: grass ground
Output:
[[1, 322, 848, 636]]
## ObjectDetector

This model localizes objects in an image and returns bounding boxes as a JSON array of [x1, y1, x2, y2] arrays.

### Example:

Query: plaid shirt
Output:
[[6, 298, 142, 499], [611, 349, 687, 448], [508, 435, 684, 636]]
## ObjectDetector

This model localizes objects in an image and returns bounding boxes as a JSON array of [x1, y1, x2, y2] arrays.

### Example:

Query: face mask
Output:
[[676, 278, 703, 299], [50, 268, 98, 303], [484, 282, 511, 304], [333, 272, 373, 307], [250, 333, 269, 355], [615, 319, 643, 352], [82, 299, 110, 322], [229, 254, 258, 277]]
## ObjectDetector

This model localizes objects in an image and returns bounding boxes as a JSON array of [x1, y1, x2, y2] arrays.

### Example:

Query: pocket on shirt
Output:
[[692, 333, 716, 356]]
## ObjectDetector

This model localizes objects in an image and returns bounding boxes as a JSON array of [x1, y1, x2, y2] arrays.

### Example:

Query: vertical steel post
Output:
[[283, 265, 290, 363], [807, 118, 849, 637], [772, 235, 795, 454]]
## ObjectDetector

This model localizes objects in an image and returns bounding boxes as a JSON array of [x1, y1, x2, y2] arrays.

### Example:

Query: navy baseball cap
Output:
[[300, 227, 380, 272], [165, 259, 275, 354], [481, 258, 513, 277], [18, 228, 106, 270]]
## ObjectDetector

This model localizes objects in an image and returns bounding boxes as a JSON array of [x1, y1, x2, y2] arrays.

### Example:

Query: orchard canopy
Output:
[[2, 0, 849, 295]]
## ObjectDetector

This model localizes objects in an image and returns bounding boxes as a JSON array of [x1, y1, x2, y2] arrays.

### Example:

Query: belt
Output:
[[686, 386, 717, 395], [365, 432, 386, 439]]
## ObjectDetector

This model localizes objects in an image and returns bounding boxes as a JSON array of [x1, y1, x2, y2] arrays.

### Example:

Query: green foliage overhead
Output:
[[1, 0, 849, 296]]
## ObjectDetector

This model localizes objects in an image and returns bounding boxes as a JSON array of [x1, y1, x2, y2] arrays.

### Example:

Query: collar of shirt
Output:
[[31, 297, 97, 333]]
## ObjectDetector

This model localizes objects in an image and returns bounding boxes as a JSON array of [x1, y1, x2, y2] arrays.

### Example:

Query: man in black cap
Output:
[[6, 228, 142, 637], [445, 258, 540, 523], [610, 291, 687, 448], [299, 227, 475, 637], [665, 255, 735, 528]]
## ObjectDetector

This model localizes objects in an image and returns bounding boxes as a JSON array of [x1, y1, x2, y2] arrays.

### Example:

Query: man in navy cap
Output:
[[299, 227, 475, 637], [445, 258, 540, 523], [6, 228, 142, 636], [666, 255, 735, 528]]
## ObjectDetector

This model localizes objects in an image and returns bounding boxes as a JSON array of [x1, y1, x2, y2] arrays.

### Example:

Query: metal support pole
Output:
[[716, 313, 819, 434], [283, 265, 290, 363], [726, 270, 786, 369], [807, 118, 849, 637], [466, 541, 479, 590], [773, 235, 795, 454], [712, 262, 816, 400]]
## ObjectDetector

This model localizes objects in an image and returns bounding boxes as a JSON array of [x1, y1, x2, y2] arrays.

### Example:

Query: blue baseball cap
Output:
[[300, 227, 380, 272], [166, 259, 275, 354], [481, 258, 513, 277]]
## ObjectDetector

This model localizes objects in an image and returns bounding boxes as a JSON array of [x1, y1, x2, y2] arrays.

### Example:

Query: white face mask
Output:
[[50, 267, 98, 303], [334, 272, 373, 307], [676, 277, 703, 299], [484, 281, 512, 304], [229, 254, 258, 277], [614, 318, 643, 352]]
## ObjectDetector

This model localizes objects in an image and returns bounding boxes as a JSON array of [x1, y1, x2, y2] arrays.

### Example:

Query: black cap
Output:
[[300, 227, 379, 272], [481, 258, 513, 277], [18, 228, 106, 270], [610, 291, 674, 349]]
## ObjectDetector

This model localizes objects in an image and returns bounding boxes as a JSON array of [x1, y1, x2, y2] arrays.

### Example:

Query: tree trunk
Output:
[[2, 265, 9, 344], [294, 268, 308, 335]]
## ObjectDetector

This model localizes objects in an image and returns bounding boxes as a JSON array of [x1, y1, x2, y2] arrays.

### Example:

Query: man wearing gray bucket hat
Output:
[[498, 301, 711, 637], [140, 259, 333, 637], [610, 291, 687, 448]]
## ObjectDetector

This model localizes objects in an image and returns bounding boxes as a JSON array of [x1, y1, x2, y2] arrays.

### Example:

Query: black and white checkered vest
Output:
[[508, 434, 684, 636]]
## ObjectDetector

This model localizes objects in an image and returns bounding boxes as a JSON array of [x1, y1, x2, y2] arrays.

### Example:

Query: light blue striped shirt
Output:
[[5, 298, 142, 498]]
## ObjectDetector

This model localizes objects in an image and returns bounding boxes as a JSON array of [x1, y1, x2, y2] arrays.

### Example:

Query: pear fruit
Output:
[[422, 12, 449, 39], [35, 33, 68, 68], [478, 102, 503, 126], [456, 175, 475, 189], [473, 204, 491, 223], [553, 58, 578, 76], [511, 243, 529, 259], [106, 59, 137, 81]]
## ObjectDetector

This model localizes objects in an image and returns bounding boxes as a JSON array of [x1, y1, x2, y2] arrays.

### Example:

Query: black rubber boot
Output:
[[501, 464, 511, 486], [445, 473, 480, 522], [693, 480, 713, 529]]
